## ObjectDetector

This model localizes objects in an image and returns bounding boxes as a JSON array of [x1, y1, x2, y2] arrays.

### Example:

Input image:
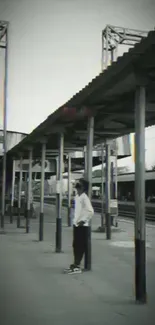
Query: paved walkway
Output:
[[0, 204, 155, 325]]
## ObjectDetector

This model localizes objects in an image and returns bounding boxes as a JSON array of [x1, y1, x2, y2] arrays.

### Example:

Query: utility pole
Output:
[[0, 21, 9, 231]]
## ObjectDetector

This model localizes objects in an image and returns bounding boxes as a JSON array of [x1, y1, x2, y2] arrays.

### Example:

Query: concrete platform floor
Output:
[[0, 204, 155, 325]]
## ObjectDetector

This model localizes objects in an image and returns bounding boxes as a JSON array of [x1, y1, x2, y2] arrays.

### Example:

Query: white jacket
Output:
[[73, 192, 94, 227]]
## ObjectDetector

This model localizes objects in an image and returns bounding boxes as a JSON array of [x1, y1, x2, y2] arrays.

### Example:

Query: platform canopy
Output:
[[7, 30, 155, 160]]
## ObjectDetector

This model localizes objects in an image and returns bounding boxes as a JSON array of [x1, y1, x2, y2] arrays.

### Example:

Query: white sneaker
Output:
[[67, 266, 82, 274], [63, 264, 75, 273]]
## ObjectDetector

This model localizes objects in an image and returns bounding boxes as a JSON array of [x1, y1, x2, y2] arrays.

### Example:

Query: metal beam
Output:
[[98, 111, 134, 119], [108, 25, 148, 37], [72, 130, 130, 142], [46, 148, 82, 153], [95, 127, 133, 134], [0, 45, 6, 49], [146, 103, 155, 112], [93, 135, 126, 147], [44, 124, 74, 135], [75, 125, 128, 135], [0, 27, 7, 41], [92, 100, 134, 116], [101, 24, 148, 80]]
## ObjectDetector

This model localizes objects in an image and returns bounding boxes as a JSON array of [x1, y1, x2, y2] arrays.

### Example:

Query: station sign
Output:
[[15, 159, 56, 173], [110, 199, 118, 209]]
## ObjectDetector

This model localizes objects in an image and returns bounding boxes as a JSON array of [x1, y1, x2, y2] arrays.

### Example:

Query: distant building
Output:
[[0, 129, 27, 157]]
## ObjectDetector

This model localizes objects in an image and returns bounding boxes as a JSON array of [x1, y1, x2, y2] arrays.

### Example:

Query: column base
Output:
[[1, 214, 4, 229], [55, 218, 62, 253], [95, 226, 106, 233], [10, 206, 13, 224], [39, 212, 44, 241], [135, 238, 147, 304], [0, 229, 6, 235], [24, 207, 27, 219], [26, 209, 30, 233], [55, 249, 64, 253], [67, 207, 71, 227], [105, 213, 111, 240], [17, 208, 21, 228]]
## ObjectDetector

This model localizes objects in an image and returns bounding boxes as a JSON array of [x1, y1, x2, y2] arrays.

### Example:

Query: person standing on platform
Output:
[[64, 178, 94, 274]]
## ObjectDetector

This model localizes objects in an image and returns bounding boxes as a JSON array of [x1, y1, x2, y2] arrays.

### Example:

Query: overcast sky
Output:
[[0, 0, 155, 134]]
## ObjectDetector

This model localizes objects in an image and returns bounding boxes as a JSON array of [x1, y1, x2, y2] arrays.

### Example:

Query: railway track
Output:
[[34, 196, 155, 222]]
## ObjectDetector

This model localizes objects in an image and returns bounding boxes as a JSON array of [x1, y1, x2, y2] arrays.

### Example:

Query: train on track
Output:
[[92, 170, 155, 203], [33, 196, 155, 222]]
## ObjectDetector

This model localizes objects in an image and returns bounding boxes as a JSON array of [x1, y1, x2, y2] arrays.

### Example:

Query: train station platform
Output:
[[0, 204, 155, 325]]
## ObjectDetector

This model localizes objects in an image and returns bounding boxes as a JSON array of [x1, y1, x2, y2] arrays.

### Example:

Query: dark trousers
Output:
[[73, 225, 88, 266]]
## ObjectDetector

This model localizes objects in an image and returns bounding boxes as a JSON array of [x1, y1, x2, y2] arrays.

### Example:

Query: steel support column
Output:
[[24, 172, 27, 220], [55, 134, 64, 252], [26, 148, 33, 233], [101, 32, 104, 71], [115, 148, 118, 227], [134, 86, 147, 303], [111, 49, 114, 64], [114, 43, 118, 62], [105, 142, 111, 240], [39, 142, 46, 241], [105, 26, 109, 69], [67, 153, 72, 227], [110, 161, 114, 199], [24, 172, 27, 182], [17, 156, 23, 228], [101, 143, 105, 231], [84, 116, 94, 271], [84, 146, 87, 178], [10, 159, 15, 223]]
